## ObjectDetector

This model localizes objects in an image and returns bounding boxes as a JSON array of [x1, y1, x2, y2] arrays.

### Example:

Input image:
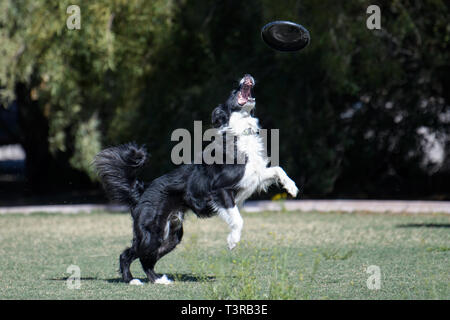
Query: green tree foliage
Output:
[[0, 0, 448, 198], [0, 0, 176, 187]]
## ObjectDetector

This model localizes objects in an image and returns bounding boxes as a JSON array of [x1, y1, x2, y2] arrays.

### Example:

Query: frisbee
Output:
[[261, 21, 310, 52]]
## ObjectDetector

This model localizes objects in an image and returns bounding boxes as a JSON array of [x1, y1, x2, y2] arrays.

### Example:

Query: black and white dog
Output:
[[94, 74, 298, 285]]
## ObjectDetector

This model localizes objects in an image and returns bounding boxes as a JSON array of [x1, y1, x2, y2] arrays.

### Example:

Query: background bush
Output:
[[0, 0, 448, 199]]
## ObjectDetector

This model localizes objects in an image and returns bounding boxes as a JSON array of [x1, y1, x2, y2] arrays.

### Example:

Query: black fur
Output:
[[94, 143, 147, 206], [94, 78, 252, 283]]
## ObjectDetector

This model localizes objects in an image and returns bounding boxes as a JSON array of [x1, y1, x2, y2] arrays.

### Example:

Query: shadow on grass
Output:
[[104, 273, 216, 284], [48, 277, 98, 281], [49, 273, 216, 284], [396, 223, 450, 228], [103, 273, 216, 284], [167, 273, 216, 282]]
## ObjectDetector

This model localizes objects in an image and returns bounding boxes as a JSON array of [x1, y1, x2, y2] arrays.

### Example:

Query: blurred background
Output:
[[0, 0, 449, 206]]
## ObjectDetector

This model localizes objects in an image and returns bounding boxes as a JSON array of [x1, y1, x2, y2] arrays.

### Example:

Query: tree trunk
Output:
[[15, 82, 53, 193]]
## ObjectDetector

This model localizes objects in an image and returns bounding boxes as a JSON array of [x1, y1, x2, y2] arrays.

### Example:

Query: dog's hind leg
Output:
[[143, 227, 184, 285], [139, 254, 159, 283], [144, 215, 185, 285], [137, 229, 173, 284], [137, 234, 161, 284], [140, 254, 173, 284], [120, 247, 138, 284]]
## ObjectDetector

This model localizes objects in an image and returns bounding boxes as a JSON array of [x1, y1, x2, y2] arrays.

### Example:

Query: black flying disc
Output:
[[261, 21, 310, 52]]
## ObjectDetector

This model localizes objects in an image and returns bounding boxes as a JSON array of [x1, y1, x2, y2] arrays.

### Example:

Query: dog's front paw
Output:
[[227, 233, 240, 250], [284, 180, 299, 197]]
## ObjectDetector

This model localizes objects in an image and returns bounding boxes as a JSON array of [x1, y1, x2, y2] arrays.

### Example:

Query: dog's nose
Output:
[[240, 74, 255, 87]]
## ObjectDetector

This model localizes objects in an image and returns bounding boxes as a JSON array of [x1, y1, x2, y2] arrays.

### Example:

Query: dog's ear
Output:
[[212, 104, 229, 128]]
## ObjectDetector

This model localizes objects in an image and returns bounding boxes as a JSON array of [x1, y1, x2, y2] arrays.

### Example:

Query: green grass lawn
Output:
[[0, 210, 448, 299]]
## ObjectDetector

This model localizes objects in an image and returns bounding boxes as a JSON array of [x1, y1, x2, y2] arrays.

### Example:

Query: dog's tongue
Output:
[[238, 83, 252, 105]]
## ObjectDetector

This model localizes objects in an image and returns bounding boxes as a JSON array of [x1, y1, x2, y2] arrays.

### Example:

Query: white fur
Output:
[[220, 109, 298, 206], [129, 279, 143, 285], [216, 101, 298, 249], [218, 206, 244, 250], [163, 211, 184, 241], [163, 218, 171, 241], [155, 274, 173, 285]]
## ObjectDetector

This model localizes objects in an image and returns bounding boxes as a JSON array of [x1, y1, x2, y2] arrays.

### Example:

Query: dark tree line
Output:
[[0, 0, 449, 199]]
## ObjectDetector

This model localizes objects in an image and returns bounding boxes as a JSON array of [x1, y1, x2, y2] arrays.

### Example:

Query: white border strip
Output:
[[244, 200, 450, 214], [0, 200, 449, 214]]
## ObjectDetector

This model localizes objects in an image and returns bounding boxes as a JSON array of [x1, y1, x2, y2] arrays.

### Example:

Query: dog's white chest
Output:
[[225, 112, 269, 204]]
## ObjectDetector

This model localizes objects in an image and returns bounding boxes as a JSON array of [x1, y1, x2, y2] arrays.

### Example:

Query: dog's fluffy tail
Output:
[[94, 142, 147, 207]]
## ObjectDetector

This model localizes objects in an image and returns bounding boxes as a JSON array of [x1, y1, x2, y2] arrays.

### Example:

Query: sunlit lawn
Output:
[[0, 210, 448, 299]]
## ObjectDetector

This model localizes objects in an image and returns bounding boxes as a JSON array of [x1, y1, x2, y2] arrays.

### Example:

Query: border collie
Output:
[[94, 74, 298, 285]]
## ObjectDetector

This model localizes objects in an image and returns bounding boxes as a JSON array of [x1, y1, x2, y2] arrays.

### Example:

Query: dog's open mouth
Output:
[[237, 75, 255, 106]]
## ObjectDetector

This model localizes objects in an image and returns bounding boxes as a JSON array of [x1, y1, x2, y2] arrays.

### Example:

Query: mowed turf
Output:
[[0, 210, 448, 299]]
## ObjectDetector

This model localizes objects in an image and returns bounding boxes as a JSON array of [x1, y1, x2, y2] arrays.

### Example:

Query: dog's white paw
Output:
[[227, 233, 239, 250], [154, 274, 173, 285], [129, 279, 143, 286], [284, 180, 299, 197]]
